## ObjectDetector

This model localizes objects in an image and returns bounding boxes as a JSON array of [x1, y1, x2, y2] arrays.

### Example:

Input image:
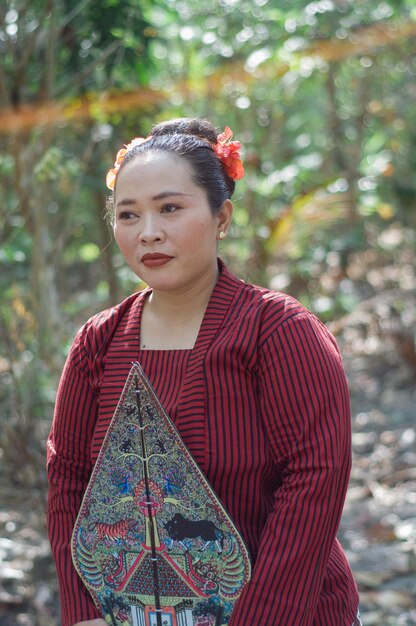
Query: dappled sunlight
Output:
[[1, 1, 415, 623]]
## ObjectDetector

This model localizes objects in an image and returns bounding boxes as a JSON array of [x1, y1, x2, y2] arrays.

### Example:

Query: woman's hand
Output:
[[73, 620, 107, 626]]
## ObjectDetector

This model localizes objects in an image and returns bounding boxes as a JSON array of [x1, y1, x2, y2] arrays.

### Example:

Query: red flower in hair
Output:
[[106, 136, 149, 190], [213, 126, 245, 181]]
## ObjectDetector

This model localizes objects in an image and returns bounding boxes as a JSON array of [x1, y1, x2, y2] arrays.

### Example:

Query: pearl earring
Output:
[[219, 231, 227, 240]]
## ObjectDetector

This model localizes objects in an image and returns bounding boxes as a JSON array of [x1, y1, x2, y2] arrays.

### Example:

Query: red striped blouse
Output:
[[46, 261, 359, 626]]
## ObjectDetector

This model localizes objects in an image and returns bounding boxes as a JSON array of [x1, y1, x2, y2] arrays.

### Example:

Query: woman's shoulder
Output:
[[73, 290, 147, 354], [85, 290, 144, 329], [249, 281, 305, 311], [220, 263, 331, 331], [229, 271, 311, 325], [225, 269, 332, 347]]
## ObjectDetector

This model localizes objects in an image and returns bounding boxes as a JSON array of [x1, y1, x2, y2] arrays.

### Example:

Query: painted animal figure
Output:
[[164, 513, 224, 553], [119, 438, 134, 453], [95, 520, 131, 541]]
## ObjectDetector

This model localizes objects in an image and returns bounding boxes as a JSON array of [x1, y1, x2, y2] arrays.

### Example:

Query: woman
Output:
[[47, 118, 361, 626]]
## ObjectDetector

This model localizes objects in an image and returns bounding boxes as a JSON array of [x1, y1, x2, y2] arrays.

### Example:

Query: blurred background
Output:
[[0, 1, 415, 624]]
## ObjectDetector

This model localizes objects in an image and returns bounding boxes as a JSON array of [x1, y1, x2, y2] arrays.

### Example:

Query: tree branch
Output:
[[55, 39, 121, 99], [42, 0, 57, 101]]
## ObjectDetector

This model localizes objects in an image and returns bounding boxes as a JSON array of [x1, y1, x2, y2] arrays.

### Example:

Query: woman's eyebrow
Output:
[[152, 191, 192, 200], [116, 191, 192, 208], [116, 198, 137, 207]]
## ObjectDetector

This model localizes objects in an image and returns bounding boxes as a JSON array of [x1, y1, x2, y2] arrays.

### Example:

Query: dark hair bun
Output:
[[150, 118, 218, 145]]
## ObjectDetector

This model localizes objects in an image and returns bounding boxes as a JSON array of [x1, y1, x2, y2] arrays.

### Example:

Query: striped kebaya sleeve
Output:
[[229, 311, 352, 626], [46, 328, 102, 626]]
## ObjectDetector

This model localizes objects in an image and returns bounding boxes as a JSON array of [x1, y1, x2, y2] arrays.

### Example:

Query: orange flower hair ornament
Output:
[[106, 136, 150, 190], [106, 125, 244, 190], [213, 126, 245, 181]]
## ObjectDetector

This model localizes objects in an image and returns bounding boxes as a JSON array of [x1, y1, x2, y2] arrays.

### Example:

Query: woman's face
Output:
[[113, 152, 232, 295]]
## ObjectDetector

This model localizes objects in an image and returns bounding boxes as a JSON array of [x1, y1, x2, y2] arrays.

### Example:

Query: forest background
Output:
[[0, 1, 415, 624]]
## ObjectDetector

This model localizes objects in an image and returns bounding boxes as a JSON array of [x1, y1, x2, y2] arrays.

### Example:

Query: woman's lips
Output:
[[141, 253, 174, 268]]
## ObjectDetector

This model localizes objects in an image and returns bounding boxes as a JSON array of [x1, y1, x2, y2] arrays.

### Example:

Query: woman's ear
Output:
[[216, 199, 233, 239]]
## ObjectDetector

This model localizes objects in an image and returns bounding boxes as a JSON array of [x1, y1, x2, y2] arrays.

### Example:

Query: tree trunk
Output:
[[31, 189, 63, 369]]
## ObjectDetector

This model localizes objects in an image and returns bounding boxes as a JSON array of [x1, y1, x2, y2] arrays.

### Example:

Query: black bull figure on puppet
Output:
[[164, 513, 225, 553]]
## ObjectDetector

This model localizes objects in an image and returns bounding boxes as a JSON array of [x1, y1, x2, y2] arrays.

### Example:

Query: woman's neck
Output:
[[140, 267, 219, 350]]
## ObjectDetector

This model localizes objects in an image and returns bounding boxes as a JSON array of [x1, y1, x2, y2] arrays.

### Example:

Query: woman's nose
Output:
[[138, 216, 163, 243]]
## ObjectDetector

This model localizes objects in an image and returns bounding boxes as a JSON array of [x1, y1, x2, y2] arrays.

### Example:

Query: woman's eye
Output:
[[118, 211, 137, 220], [162, 204, 179, 214]]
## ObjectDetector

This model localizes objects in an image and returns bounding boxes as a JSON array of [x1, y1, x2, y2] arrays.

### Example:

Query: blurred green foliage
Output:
[[0, 0, 415, 481]]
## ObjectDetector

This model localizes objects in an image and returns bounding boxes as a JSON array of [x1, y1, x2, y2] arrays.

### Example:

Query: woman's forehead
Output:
[[120, 151, 192, 180], [115, 151, 199, 198]]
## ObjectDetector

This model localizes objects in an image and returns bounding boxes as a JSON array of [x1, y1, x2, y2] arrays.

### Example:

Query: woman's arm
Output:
[[229, 312, 353, 625], [47, 331, 102, 626]]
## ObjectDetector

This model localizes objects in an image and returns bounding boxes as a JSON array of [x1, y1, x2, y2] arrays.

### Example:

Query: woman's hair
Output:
[[116, 118, 236, 214]]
